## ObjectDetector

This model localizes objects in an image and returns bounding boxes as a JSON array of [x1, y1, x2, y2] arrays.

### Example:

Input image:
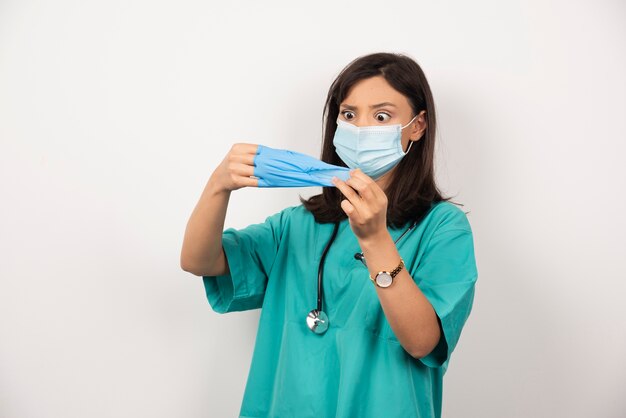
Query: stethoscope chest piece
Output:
[[306, 309, 329, 334]]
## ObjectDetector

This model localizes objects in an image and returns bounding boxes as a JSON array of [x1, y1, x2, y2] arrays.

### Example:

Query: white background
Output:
[[1, 1, 625, 417]]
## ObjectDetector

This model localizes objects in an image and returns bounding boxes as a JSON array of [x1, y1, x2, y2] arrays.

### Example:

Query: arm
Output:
[[331, 169, 439, 357], [180, 143, 259, 276], [180, 182, 231, 276], [359, 232, 440, 359]]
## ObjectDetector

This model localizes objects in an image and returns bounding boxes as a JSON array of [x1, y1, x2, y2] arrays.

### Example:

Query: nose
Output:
[[349, 115, 370, 127]]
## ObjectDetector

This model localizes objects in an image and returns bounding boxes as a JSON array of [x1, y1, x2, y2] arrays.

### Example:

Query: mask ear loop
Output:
[[404, 140, 414, 154], [402, 113, 420, 154], [401, 114, 420, 130]]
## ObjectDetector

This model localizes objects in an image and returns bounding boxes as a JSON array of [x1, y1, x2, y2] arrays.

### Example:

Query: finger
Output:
[[229, 153, 256, 166], [235, 175, 259, 188], [344, 176, 375, 220], [333, 176, 366, 220], [231, 162, 255, 177], [345, 175, 377, 204], [231, 143, 260, 155], [340, 198, 357, 219], [350, 168, 375, 183], [351, 168, 388, 204]]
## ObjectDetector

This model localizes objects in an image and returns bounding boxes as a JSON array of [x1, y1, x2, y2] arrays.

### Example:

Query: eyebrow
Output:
[[340, 102, 397, 110]]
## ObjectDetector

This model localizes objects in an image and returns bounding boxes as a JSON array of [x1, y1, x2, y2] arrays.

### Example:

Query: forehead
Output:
[[341, 75, 410, 109]]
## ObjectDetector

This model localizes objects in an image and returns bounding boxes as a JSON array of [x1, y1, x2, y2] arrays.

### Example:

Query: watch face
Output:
[[375, 272, 393, 288]]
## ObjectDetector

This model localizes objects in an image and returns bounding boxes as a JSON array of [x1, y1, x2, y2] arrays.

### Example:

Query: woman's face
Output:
[[338, 75, 426, 149], [338, 75, 427, 187]]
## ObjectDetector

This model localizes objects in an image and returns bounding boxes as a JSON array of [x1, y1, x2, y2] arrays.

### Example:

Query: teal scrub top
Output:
[[202, 201, 478, 418]]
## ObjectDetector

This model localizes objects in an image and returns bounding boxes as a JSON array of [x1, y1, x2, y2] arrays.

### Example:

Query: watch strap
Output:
[[389, 258, 405, 278], [370, 258, 405, 284]]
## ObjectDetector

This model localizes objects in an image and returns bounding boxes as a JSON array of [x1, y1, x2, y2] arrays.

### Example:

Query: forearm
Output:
[[180, 177, 231, 276], [359, 231, 441, 359]]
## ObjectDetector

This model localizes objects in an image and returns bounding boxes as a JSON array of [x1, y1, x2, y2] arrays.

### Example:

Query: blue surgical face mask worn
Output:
[[332, 114, 419, 179], [253, 145, 351, 188]]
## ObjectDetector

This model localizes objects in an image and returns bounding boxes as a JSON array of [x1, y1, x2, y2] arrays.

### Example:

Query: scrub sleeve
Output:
[[202, 207, 295, 314], [411, 211, 478, 372]]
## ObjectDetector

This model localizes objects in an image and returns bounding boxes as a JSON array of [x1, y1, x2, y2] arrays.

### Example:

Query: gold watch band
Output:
[[389, 258, 405, 278]]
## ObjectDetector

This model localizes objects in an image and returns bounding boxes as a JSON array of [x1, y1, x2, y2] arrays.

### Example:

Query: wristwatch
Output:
[[370, 258, 405, 288]]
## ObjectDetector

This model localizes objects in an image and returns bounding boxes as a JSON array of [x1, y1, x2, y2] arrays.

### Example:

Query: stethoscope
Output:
[[306, 220, 418, 334]]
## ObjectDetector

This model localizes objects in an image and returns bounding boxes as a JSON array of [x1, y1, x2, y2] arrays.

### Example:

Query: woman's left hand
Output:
[[332, 168, 389, 242]]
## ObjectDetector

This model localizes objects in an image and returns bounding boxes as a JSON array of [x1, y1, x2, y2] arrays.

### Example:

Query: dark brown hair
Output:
[[300, 52, 461, 228]]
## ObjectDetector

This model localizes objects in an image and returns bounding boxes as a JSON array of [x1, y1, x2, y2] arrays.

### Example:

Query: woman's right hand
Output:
[[210, 143, 259, 192]]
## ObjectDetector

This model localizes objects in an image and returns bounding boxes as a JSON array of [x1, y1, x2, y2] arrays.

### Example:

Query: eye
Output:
[[341, 110, 355, 120], [375, 112, 391, 122]]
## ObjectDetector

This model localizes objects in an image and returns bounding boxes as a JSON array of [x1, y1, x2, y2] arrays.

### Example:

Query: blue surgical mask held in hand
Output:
[[253, 145, 351, 188], [332, 114, 418, 179]]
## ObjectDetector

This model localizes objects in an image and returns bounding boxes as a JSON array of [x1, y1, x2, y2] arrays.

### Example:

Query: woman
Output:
[[181, 52, 478, 418]]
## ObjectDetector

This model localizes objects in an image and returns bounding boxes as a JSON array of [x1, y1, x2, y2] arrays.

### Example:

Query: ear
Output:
[[410, 110, 427, 141]]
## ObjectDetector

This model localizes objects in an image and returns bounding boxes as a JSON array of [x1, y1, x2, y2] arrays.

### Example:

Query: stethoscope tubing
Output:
[[316, 222, 340, 312]]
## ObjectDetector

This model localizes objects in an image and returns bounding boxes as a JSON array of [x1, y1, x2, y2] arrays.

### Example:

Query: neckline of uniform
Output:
[[327, 218, 415, 249]]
